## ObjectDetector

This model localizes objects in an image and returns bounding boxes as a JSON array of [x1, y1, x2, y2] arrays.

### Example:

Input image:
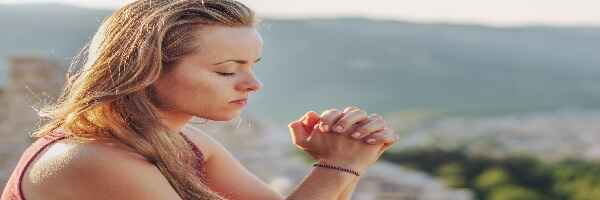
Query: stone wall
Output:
[[0, 88, 8, 185], [0, 89, 6, 124]]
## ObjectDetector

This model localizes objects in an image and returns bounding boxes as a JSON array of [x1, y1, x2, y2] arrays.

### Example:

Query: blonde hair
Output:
[[32, 0, 257, 199]]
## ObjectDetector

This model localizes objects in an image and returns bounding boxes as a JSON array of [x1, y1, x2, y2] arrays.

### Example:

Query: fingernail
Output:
[[335, 125, 344, 132], [322, 124, 329, 132], [352, 132, 361, 139], [367, 139, 376, 144]]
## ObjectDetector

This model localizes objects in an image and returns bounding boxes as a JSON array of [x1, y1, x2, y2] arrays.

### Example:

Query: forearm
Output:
[[286, 167, 356, 200], [337, 178, 359, 200]]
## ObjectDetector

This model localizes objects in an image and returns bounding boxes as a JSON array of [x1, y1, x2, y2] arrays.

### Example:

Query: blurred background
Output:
[[1, 0, 599, 199]]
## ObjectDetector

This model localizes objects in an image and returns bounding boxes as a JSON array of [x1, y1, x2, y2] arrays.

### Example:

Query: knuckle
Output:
[[356, 127, 369, 134], [287, 121, 298, 128], [375, 120, 386, 128], [328, 109, 342, 114], [384, 130, 394, 137], [358, 114, 369, 121], [387, 127, 396, 134], [369, 114, 378, 120], [344, 105, 360, 111], [369, 112, 380, 117], [361, 132, 379, 140], [384, 132, 396, 140], [345, 110, 367, 121], [390, 134, 400, 142], [364, 135, 380, 143], [329, 111, 343, 118], [385, 136, 398, 143], [373, 131, 386, 137], [355, 119, 371, 128], [338, 113, 352, 122], [369, 116, 384, 124], [355, 109, 367, 115], [339, 121, 351, 128], [368, 118, 381, 126], [369, 116, 381, 123], [321, 109, 339, 117], [322, 108, 340, 115]]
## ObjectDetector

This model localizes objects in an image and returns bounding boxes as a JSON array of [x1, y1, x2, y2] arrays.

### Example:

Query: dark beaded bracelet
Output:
[[313, 162, 361, 177]]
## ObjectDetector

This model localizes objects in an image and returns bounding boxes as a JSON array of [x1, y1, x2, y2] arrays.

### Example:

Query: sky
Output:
[[1, 0, 599, 27]]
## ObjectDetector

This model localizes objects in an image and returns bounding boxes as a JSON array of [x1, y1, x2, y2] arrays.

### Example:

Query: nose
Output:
[[236, 73, 262, 93]]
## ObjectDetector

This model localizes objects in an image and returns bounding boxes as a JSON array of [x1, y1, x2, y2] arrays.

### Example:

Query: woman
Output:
[[0, 0, 399, 199]]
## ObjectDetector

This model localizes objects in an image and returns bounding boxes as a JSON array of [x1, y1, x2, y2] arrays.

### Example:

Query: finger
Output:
[[301, 111, 321, 134], [363, 127, 398, 145], [288, 115, 310, 149], [342, 106, 361, 114], [374, 131, 399, 155], [332, 109, 368, 134], [350, 114, 385, 139], [342, 106, 368, 132], [382, 139, 397, 151], [379, 136, 398, 153], [318, 109, 344, 133]]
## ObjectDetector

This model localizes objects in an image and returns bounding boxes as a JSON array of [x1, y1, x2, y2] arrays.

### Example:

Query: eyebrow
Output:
[[213, 57, 262, 65]]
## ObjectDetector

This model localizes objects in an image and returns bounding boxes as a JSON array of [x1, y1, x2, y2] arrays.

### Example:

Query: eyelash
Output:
[[217, 72, 235, 76]]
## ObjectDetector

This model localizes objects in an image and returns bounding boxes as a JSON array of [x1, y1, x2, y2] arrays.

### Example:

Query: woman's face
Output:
[[154, 26, 263, 122]]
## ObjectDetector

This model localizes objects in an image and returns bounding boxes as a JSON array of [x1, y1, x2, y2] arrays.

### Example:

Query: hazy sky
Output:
[[1, 0, 599, 26]]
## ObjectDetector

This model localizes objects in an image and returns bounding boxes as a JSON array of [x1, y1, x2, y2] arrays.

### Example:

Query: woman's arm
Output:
[[187, 106, 398, 200], [193, 127, 359, 200], [200, 131, 358, 200], [286, 167, 356, 200], [337, 178, 359, 200], [290, 109, 393, 200]]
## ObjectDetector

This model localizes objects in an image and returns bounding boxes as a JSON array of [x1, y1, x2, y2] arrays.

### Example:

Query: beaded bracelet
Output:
[[312, 162, 361, 177]]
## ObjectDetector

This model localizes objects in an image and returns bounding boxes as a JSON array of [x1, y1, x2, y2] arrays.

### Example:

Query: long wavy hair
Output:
[[31, 0, 258, 199]]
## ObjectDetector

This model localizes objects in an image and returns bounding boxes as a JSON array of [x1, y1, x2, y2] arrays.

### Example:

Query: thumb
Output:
[[289, 114, 311, 149], [301, 111, 321, 134]]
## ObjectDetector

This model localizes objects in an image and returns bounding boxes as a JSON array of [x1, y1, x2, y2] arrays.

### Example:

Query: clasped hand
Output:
[[288, 106, 399, 171]]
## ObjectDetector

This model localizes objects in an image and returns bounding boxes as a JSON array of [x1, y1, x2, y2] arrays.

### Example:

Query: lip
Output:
[[230, 98, 248, 106]]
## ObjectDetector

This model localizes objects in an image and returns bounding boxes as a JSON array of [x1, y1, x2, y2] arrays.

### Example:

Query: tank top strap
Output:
[[0, 130, 68, 200], [179, 132, 208, 182]]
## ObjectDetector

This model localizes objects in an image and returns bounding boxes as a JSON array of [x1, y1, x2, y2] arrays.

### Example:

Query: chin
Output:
[[196, 111, 240, 122]]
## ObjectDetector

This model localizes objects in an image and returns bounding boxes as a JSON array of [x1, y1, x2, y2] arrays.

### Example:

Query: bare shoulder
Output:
[[22, 138, 182, 200], [181, 124, 224, 162]]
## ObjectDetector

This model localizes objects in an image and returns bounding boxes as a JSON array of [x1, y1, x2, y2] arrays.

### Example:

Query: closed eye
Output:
[[216, 72, 235, 76]]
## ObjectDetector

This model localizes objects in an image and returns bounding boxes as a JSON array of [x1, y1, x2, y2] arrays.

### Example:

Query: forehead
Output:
[[192, 26, 263, 61]]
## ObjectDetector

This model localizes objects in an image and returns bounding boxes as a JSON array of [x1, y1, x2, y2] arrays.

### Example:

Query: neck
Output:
[[158, 109, 193, 133]]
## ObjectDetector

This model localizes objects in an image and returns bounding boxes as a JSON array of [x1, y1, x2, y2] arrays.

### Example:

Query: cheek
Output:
[[154, 71, 206, 106], [155, 66, 240, 118], [170, 72, 229, 107]]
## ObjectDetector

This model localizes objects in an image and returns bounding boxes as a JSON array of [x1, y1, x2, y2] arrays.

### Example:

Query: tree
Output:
[[489, 185, 542, 200], [475, 167, 512, 192], [437, 162, 467, 188]]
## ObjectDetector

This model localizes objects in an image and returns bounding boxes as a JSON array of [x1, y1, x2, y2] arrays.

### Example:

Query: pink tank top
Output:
[[1, 130, 207, 200]]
